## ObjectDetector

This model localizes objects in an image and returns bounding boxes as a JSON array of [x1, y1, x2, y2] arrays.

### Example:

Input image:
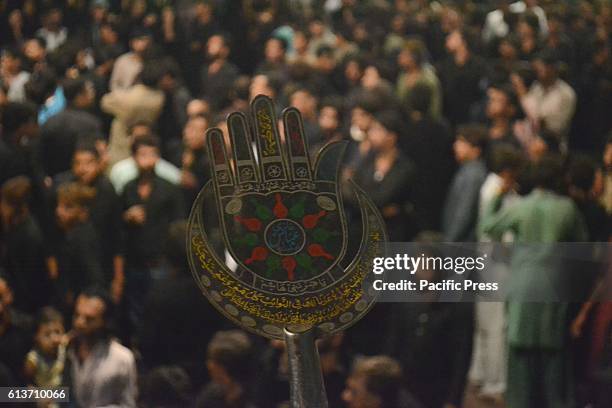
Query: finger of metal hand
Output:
[[228, 112, 260, 185], [251, 95, 289, 182], [282, 107, 313, 181], [206, 127, 236, 190], [313, 140, 348, 182]]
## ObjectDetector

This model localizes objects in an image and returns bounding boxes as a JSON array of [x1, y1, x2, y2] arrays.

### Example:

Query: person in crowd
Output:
[[287, 29, 314, 66], [121, 136, 183, 336], [351, 110, 415, 241], [141, 365, 192, 408], [289, 87, 322, 145], [23, 306, 67, 389], [256, 36, 289, 83], [185, 1, 219, 93], [345, 93, 383, 171], [39, 77, 101, 177], [35, 8, 68, 53], [480, 154, 588, 408], [437, 29, 488, 128], [0, 176, 50, 313], [140, 221, 223, 381], [385, 235, 474, 408], [26, 66, 66, 125], [196, 330, 257, 408], [67, 288, 137, 407], [21, 38, 47, 72], [516, 13, 542, 61], [186, 98, 210, 119], [54, 182, 104, 311], [156, 58, 191, 160], [396, 39, 442, 119], [200, 33, 239, 111], [0, 47, 31, 102], [109, 122, 181, 195], [177, 114, 211, 211], [109, 27, 152, 91], [512, 50, 576, 150], [485, 83, 521, 155], [248, 73, 281, 101], [311, 98, 344, 156], [442, 124, 488, 242], [54, 142, 125, 302], [401, 83, 455, 232], [0, 276, 33, 386], [342, 355, 423, 408], [0, 101, 42, 185], [102, 61, 165, 166], [567, 155, 609, 242], [469, 146, 524, 403]]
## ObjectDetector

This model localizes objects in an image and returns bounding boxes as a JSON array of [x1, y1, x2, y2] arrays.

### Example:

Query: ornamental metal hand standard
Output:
[[187, 95, 387, 407]]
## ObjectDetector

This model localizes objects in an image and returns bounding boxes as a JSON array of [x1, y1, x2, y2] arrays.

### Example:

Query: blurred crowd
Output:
[[1, 0, 612, 407]]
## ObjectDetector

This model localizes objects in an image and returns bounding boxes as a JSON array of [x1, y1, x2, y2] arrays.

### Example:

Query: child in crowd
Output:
[[23, 306, 68, 389]]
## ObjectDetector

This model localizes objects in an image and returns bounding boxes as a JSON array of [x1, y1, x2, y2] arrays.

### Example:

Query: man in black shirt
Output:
[[55, 182, 104, 311], [121, 135, 184, 335], [200, 34, 239, 112], [437, 29, 488, 129], [0, 176, 50, 313], [54, 142, 125, 303]]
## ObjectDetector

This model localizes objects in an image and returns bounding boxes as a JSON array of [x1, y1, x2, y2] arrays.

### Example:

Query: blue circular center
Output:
[[265, 219, 305, 255]]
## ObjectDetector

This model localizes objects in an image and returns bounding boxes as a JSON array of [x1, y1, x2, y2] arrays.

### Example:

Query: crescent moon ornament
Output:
[[187, 95, 387, 407]]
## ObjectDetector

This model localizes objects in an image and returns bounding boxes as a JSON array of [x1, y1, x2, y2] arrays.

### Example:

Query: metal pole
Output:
[[284, 327, 329, 408]]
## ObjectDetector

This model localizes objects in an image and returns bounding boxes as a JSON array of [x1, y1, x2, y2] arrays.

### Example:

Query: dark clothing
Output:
[[442, 158, 487, 242], [0, 139, 30, 186], [196, 383, 258, 408], [39, 108, 103, 177], [437, 55, 488, 128], [575, 199, 610, 242], [0, 216, 49, 313], [0, 310, 33, 386], [352, 151, 416, 241], [401, 116, 456, 231], [54, 173, 124, 282], [158, 86, 191, 159], [385, 302, 474, 408], [139, 274, 224, 383], [122, 176, 184, 267], [200, 61, 239, 112], [56, 222, 104, 304], [0, 134, 55, 249], [181, 148, 212, 213]]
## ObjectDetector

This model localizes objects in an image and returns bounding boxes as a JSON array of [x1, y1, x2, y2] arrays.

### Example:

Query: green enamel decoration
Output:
[[255, 203, 273, 221], [313, 228, 331, 243], [296, 253, 313, 271], [236, 233, 259, 246], [289, 199, 305, 219], [266, 254, 281, 270]]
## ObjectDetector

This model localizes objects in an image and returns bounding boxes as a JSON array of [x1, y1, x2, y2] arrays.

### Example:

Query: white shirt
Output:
[[482, 1, 549, 43], [69, 339, 137, 408], [522, 78, 576, 138], [109, 157, 182, 194]]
